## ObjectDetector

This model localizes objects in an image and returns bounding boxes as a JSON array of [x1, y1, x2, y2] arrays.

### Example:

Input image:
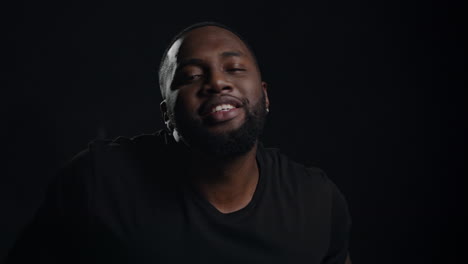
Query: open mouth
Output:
[[199, 96, 243, 117], [199, 97, 244, 124], [209, 104, 236, 113]]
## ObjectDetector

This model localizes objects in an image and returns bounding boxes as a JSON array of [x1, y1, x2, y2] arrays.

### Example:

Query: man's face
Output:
[[161, 26, 269, 156]]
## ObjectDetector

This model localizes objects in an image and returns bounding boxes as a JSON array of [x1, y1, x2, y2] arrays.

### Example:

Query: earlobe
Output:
[[160, 100, 168, 121], [160, 100, 172, 131], [261, 81, 270, 111]]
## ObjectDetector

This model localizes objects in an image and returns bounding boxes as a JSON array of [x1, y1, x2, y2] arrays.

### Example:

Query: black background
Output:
[[1, 1, 465, 263]]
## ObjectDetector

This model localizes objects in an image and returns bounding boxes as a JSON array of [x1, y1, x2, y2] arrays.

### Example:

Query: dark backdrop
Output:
[[1, 1, 465, 263]]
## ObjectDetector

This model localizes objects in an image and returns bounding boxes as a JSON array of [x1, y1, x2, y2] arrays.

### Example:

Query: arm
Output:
[[5, 176, 67, 263], [6, 150, 92, 263], [322, 179, 352, 264]]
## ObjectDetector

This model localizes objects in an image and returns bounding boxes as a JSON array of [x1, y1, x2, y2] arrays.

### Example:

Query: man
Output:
[[7, 22, 351, 263]]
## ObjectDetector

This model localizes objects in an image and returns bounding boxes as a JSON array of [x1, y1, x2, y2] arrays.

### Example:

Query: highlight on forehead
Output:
[[158, 21, 260, 98], [177, 50, 247, 70], [173, 27, 250, 65]]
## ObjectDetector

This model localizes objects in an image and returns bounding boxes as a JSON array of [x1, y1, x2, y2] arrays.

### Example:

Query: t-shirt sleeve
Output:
[[322, 179, 352, 264], [5, 150, 93, 263]]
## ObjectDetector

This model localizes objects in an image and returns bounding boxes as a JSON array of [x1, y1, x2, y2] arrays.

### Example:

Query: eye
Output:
[[176, 65, 204, 84], [186, 74, 203, 81], [178, 73, 204, 84], [227, 68, 246, 73]]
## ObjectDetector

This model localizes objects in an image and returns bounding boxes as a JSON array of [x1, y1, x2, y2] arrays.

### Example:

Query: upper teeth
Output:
[[211, 104, 235, 113]]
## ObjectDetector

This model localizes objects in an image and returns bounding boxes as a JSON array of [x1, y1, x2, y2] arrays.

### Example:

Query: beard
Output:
[[169, 93, 267, 158]]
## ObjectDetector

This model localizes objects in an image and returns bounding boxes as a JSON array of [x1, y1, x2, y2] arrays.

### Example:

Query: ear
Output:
[[261, 81, 270, 111], [160, 100, 171, 131]]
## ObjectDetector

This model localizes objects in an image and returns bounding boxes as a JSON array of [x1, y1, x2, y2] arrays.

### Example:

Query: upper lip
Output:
[[199, 96, 244, 116]]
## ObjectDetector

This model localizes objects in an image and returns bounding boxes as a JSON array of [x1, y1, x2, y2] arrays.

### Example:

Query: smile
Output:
[[199, 96, 243, 117], [202, 104, 243, 124], [210, 104, 236, 113]]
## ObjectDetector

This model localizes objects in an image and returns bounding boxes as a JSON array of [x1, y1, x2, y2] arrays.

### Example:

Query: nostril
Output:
[[202, 84, 232, 95]]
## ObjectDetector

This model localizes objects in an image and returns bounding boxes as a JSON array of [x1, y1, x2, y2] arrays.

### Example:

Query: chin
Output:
[[180, 117, 261, 157], [172, 96, 267, 157], [204, 119, 245, 135]]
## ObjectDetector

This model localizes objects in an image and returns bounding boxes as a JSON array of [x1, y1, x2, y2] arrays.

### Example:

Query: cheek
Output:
[[173, 89, 200, 118], [237, 80, 264, 102]]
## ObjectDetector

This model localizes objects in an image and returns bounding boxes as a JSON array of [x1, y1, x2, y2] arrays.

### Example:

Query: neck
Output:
[[188, 142, 260, 214]]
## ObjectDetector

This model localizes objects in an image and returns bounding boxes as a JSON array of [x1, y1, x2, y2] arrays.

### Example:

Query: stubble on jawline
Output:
[[170, 93, 267, 158]]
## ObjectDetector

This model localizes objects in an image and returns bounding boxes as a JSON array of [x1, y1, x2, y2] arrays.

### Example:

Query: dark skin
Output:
[[160, 26, 351, 263], [160, 26, 269, 214]]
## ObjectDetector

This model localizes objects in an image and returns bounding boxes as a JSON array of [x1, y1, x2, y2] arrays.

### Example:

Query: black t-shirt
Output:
[[7, 131, 351, 264]]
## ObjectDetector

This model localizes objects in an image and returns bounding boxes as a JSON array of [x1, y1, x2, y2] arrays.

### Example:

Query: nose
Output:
[[200, 70, 232, 96]]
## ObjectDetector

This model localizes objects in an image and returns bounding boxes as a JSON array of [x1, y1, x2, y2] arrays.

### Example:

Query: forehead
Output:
[[167, 26, 253, 63]]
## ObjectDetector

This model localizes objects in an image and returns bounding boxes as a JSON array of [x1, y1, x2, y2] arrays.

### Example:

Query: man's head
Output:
[[159, 22, 270, 157]]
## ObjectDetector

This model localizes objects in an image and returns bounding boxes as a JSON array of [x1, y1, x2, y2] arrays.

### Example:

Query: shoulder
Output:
[[58, 130, 175, 186], [67, 130, 170, 165], [258, 144, 331, 189], [259, 145, 351, 261], [87, 130, 170, 155], [259, 143, 350, 219]]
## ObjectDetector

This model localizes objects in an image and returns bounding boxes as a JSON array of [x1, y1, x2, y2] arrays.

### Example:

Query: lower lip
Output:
[[202, 107, 242, 124]]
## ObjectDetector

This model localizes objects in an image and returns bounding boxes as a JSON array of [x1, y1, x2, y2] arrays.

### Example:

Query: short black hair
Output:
[[158, 21, 260, 99]]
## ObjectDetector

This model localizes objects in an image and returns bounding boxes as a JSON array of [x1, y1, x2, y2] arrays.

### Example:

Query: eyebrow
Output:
[[176, 51, 246, 70], [177, 58, 205, 69], [220, 51, 245, 58], [177, 51, 245, 68]]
